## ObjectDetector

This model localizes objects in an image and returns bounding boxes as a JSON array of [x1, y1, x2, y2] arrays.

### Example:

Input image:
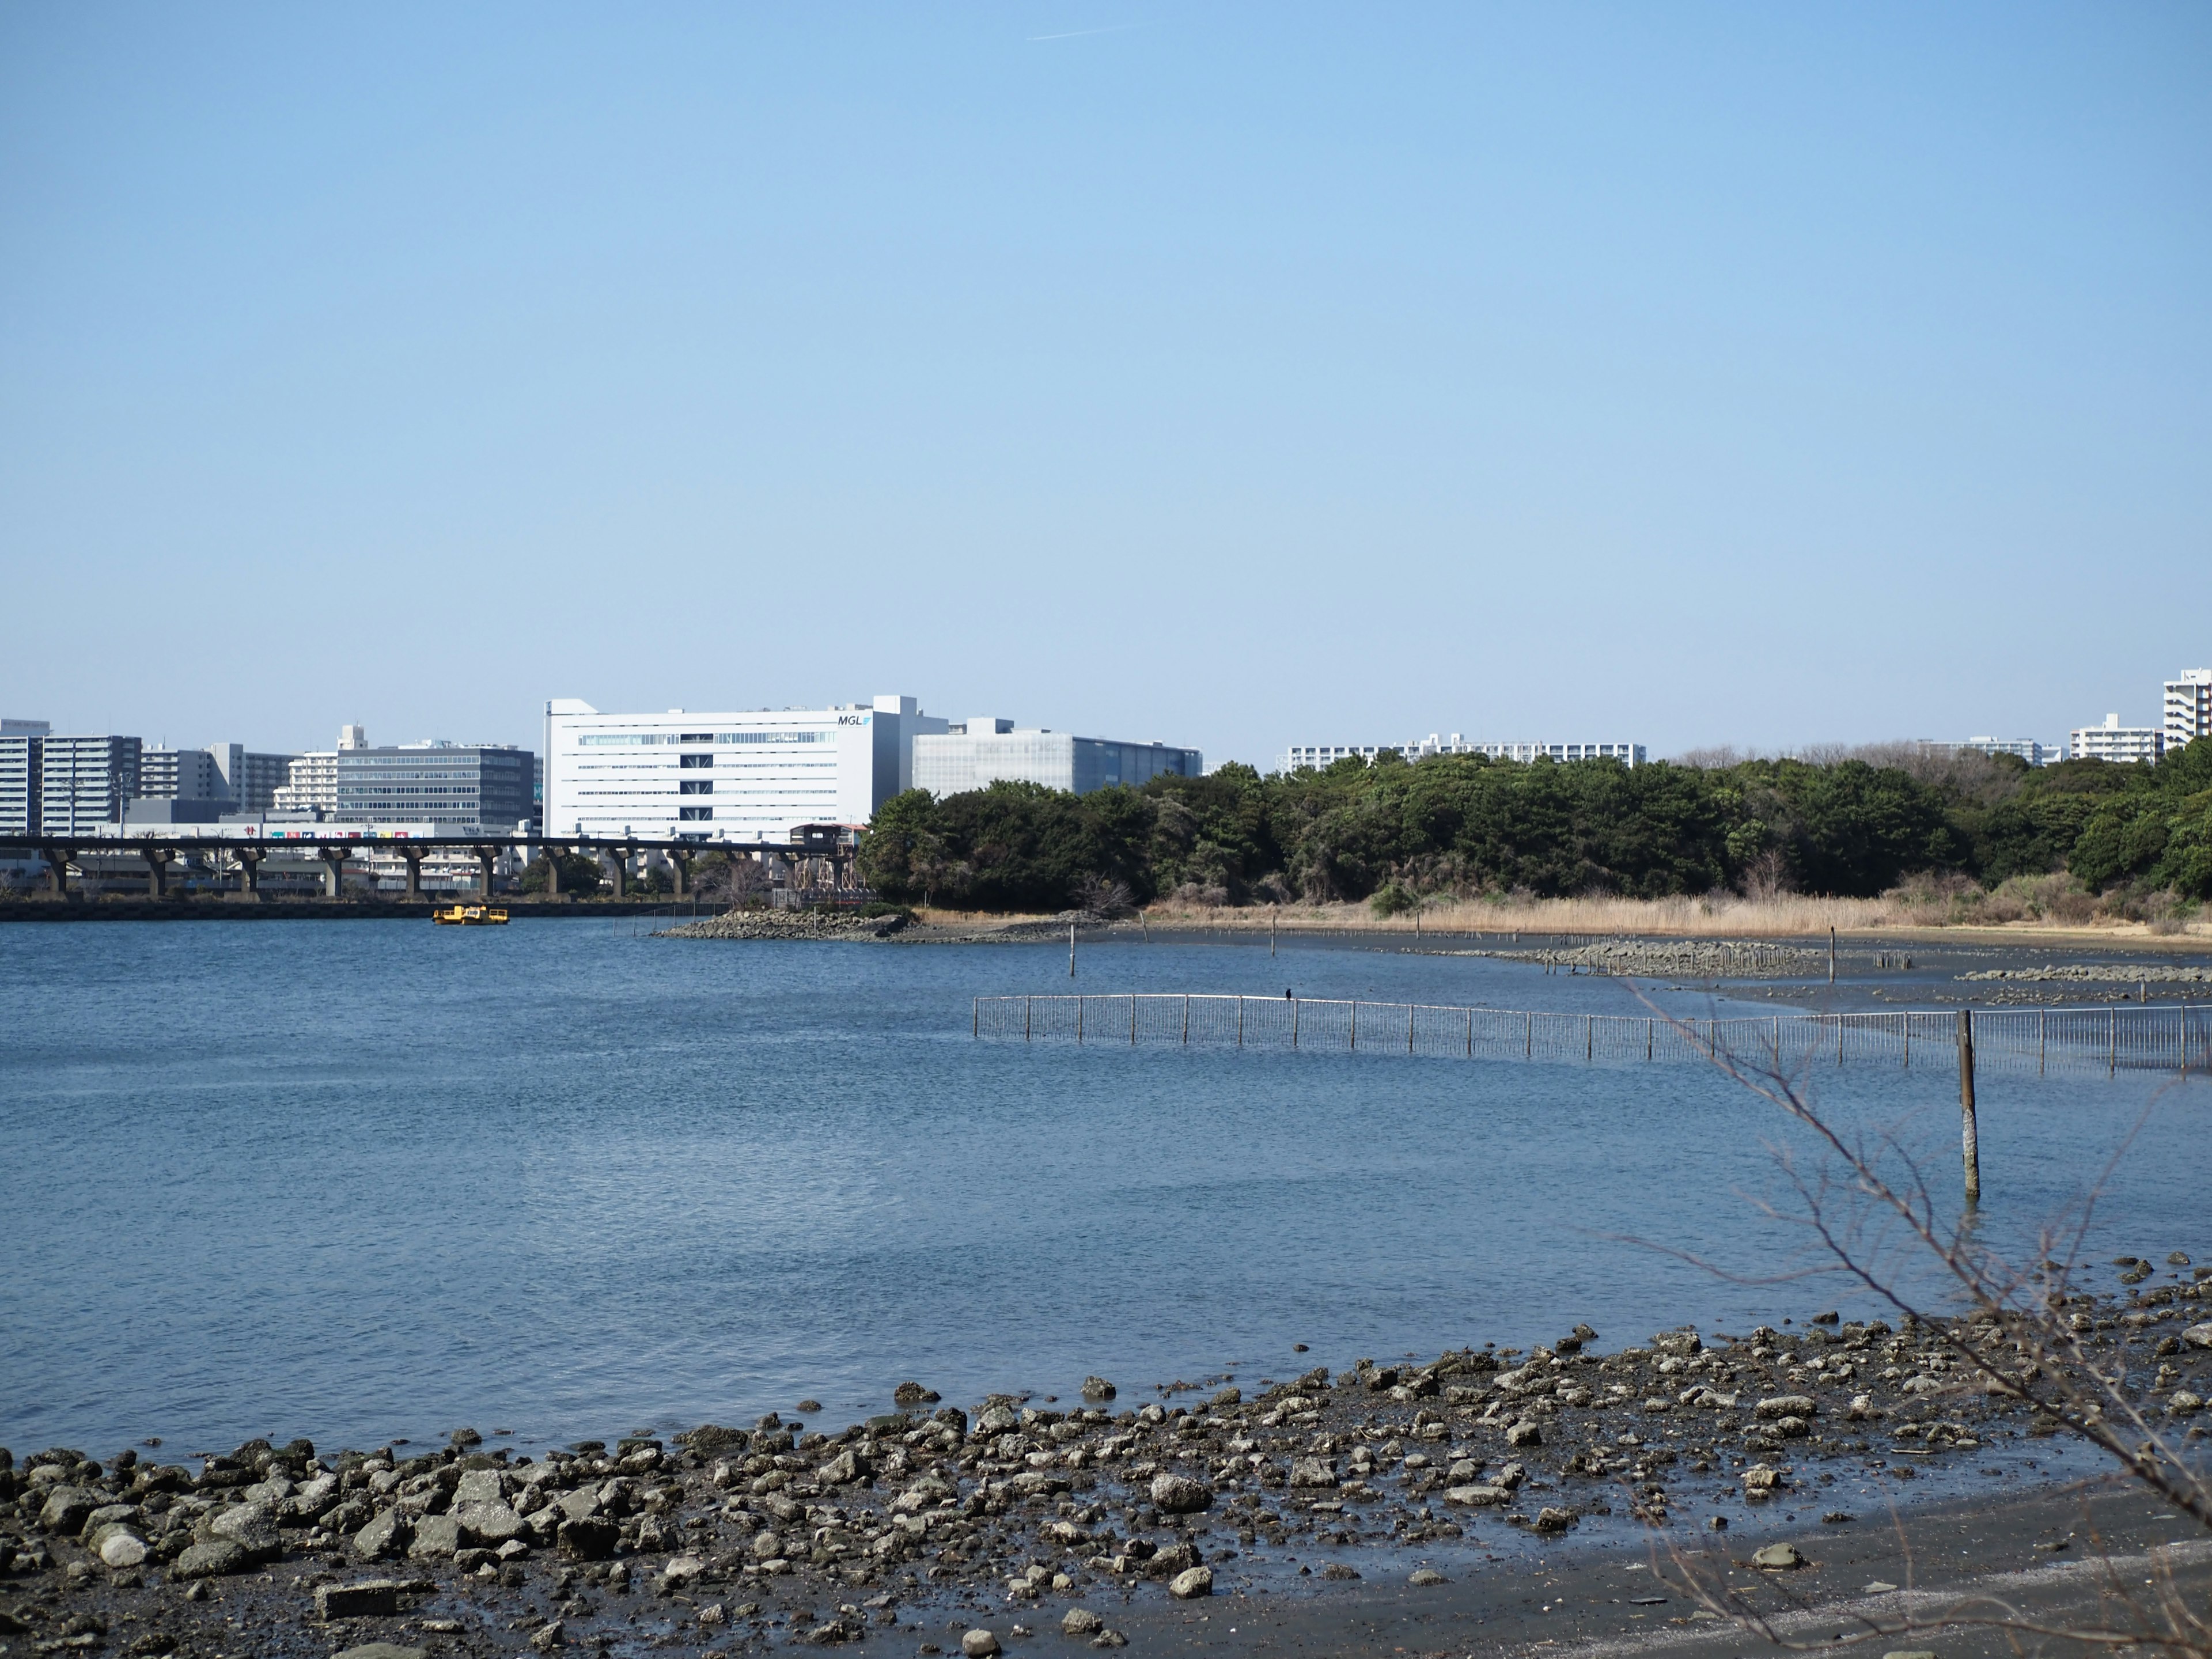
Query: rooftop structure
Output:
[[544, 695, 944, 842], [912, 719, 1201, 798]]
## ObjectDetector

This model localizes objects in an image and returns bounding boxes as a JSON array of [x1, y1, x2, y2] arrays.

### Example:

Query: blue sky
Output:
[[2, 3, 2205, 766]]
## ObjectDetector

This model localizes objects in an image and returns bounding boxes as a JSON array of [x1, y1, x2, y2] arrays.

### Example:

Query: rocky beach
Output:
[[6, 1266, 2207, 1659]]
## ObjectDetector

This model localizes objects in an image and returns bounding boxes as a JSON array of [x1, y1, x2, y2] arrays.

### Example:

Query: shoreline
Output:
[[6, 1277, 2204, 1657]]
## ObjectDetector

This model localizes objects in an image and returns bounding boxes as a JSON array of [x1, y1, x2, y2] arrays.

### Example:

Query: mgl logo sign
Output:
[[835, 714, 872, 726]]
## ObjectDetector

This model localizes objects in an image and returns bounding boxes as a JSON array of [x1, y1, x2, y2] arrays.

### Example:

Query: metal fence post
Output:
[[1183, 995, 1190, 1044], [1408, 1003, 1415, 1054], [1525, 1010, 1533, 1058], [1025, 996, 1032, 1041], [973, 997, 979, 1039], [1077, 996, 1084, 1044], [1585, 1013, 1593, 1061], [1351, 1001, 1358, 1050]]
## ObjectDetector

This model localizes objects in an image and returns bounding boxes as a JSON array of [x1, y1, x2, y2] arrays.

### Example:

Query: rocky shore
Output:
[[5, 1271, 2207, 1659]]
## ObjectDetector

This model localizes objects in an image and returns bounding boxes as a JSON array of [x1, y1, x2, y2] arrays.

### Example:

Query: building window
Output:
[[679, 780, 713, 795], [679, 806, 714, 820], [679, 733, 714, 744], [679, 753, 713, 769]]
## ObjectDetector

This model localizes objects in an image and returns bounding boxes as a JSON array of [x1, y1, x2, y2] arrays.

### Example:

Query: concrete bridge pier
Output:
[[606, 845, 631, 899], [535, 843, 567, 897], [41, 846, 73, 898], [319, 846, 351, 898], [143, 846, 175, 899], [667, 851, 692, 897], [397, 846, 426, 901], [472, 845, 499, 897], [230, 847, 264, 901]]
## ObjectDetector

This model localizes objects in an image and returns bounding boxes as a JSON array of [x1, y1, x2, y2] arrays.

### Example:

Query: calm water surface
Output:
[[2, 920, 2203, 1459]]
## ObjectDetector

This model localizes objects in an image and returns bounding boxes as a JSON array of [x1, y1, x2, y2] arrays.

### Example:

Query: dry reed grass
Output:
[[1128, 892, 2211, 941]]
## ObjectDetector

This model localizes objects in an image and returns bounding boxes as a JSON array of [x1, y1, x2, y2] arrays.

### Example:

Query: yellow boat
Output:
[[433, 905, 509, 926]]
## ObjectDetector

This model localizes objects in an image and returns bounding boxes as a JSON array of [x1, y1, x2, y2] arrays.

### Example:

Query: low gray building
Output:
[[334, 742, 535, 831], [912, 718, 1201, 797]]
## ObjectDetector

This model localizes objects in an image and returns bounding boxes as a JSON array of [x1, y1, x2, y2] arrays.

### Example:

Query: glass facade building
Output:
[[333, 744, 535, 831], [912, 724, 1201, 797]]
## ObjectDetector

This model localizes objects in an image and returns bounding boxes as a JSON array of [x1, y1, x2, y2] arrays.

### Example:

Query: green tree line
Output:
[[856, 740, 2212, 912]]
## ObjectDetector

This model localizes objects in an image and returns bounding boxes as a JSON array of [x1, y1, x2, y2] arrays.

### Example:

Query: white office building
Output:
[[2070, 713, 2165, 765], [912, 719, 1201, 798], [544, 695, 945, 842], [1283, 734, 1645, 772], [2166, 669, 2212, 751]]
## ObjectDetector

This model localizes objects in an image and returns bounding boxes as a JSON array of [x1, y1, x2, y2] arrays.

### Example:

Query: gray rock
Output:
[[450, 1469, 506, 1506], [169, 1538, 252, 1581], [453, 1499, 525, 1544], [1506, 1419, 1543, 1448], [352, 1508, 411, 1560], [2181, 1322, 2212, 1351], [208, 1500, 281, 1558], [316, 1580, 408, 1619], [1753, 1542, 1806, 1570], [1149, 1473, 1213, 1514], [1534, 1507, 1575, 1532], [1081, 1377, 1117, 1402], [1288, 1457, 1337, 1488], [1409, 1567, 1448, 1585], [1063, 1609, 1105, 1634], [558, 1486, 602, 1522], [1168, 1565, 1213, 1600], [1652, 1329, 1703, 1357], [660, 1552, 707, 1587], [962, 1630, 1002, 1658], [332, 1646, 426, 1659], [96, 1531, 149, 1569], [975, 1406, 1020, 1435], [406, 1514, 463, 1560], [558, 1517, 619, 1560], [1755, 1395, 1817, 1419], [1442, 1484, 1510, 1507], [37, 1487, 100, 1536], [819, 1449, 869, 1486]]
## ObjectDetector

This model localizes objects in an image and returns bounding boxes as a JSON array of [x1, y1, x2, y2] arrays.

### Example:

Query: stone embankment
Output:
[[1478, 940, 1827, 979], [656, 910, 908, 941], [3, 1270, 2207, 1656]]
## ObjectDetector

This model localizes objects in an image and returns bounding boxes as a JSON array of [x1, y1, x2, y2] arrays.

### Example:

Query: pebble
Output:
[[962, 1628, 1002, 1657]]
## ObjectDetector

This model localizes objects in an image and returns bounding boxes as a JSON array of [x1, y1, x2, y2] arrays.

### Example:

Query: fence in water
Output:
[[971, 994, 2212, 1080]]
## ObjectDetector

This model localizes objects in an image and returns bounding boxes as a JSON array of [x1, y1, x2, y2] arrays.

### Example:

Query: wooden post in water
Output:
[[1829, 927, 1838, 985], [1270, 909, 1276, 956], [1077, 997, 1084, 1043], [973, 997, 979, 1039], [1069, 922, 1076, 978], [1957, 1009, 1980, 1206]]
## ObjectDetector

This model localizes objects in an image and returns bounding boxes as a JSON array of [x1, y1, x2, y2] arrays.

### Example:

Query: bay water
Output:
[[2, 920, 2203, 1461]]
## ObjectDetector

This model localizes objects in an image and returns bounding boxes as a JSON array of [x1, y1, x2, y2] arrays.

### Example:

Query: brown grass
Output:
[[1124, 893, 2212, 943]]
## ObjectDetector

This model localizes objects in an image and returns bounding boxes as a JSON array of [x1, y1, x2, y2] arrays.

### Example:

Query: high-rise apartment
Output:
[[2166, 669, 2212, 751], [40, 736, 142, 833], [2070, 714, 2165, 765], [0, 718, 50, 838], [137, 747, 229, 802], [208, 744, 301, 813]]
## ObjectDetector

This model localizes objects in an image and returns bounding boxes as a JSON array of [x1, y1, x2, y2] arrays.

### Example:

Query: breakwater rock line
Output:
[[656, 910, 908, 941], [1962, 963, 2212, 984], [3, 1278, 2207, 1656], [1468, 939, 1828, 979]]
